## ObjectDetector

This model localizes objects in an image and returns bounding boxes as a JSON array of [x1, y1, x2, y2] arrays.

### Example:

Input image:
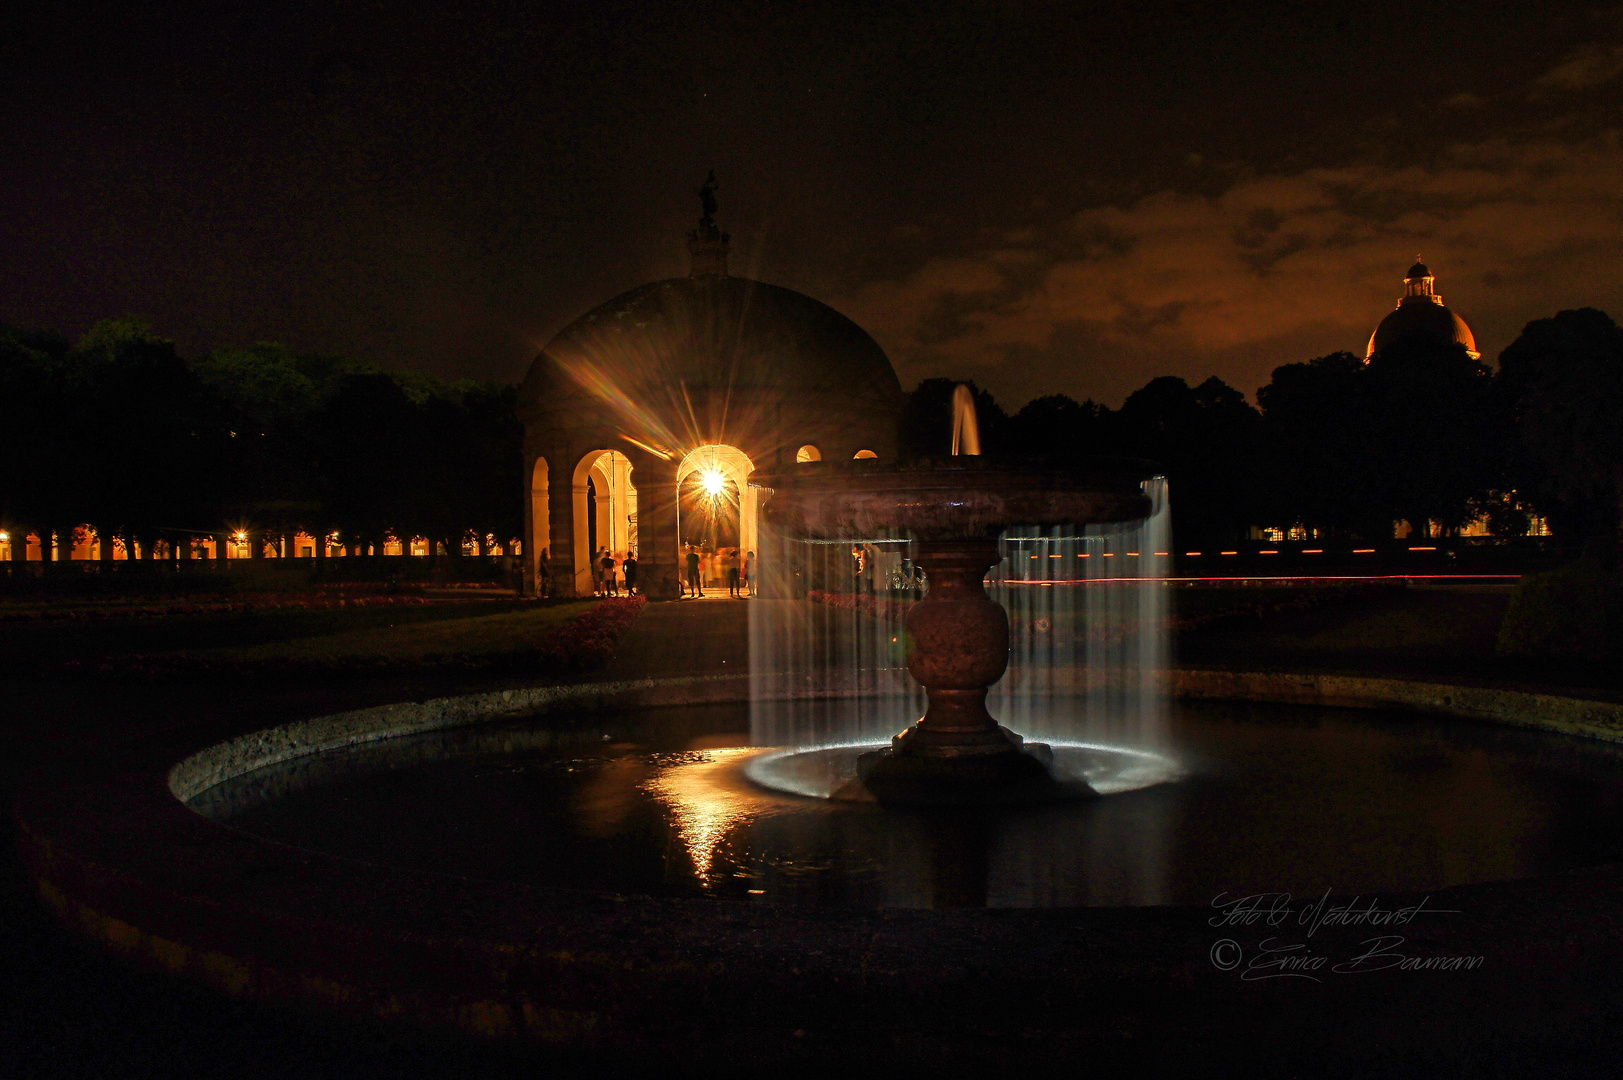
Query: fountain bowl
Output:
[[754, 455, 1157, 540], [751, 455, 1165, 804]]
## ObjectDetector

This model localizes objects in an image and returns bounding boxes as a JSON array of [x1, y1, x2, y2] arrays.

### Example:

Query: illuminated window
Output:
[[796, 444, 821, 463], [853, 449, 878, 460]]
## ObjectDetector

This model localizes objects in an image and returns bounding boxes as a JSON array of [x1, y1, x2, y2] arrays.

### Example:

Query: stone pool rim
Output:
[[17, 668, 1623, 1049]]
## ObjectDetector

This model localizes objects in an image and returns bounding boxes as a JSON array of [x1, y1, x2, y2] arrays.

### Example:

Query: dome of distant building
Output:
[[1366, 260, 1480, 360]]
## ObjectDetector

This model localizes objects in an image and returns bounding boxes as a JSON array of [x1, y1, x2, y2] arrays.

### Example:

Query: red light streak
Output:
[[999, 574, 1522, 586]]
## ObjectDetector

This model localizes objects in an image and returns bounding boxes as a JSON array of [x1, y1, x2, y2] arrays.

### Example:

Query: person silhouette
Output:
[[685, 545, 702, 597]]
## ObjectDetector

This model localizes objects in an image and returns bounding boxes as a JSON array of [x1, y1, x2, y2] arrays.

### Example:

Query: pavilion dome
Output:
[[1365, 260, 1480, 361], [523, 275, 903, 406]]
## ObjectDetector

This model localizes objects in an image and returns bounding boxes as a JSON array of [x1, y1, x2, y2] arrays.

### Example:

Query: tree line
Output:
[[6, 305, 1620, 562], [900, 307, 1623, 549], [0, 320, 523, 563]]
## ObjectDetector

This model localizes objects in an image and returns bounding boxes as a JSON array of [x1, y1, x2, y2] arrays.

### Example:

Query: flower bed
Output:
[[0, 586, 436, 624], [805, 590, 911, 622]]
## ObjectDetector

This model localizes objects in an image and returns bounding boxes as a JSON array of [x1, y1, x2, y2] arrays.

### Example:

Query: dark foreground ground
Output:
[[6, 584, 1623, 1077]]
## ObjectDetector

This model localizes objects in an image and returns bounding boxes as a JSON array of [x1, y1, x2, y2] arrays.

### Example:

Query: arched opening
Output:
[[853, 449, 878, 460], [572, 450, 637, 595], [529, 456, 550, 593], [796, 444, 822, 463], [675, 444, 756, 591]]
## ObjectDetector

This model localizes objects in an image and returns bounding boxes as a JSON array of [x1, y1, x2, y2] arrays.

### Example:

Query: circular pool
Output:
[[187, 698, 1623, 909]]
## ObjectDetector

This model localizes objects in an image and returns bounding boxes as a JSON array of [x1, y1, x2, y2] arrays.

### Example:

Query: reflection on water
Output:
[[641, 747, 763, 879], [189, 700, 1623, 909]]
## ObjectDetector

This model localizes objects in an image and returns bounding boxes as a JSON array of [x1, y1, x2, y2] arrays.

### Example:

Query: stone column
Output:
[[623, 448, 682, 600], [522, 455, 543, 596], [544, 456, 572, 597]]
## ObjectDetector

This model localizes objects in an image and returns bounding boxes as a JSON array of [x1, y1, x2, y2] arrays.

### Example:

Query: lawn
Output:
[[195, 601, 596, 664], [0, 592, 623, 676]]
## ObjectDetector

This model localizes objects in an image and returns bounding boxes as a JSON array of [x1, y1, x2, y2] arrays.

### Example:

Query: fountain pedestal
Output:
[[855, 537, 1060, 803]]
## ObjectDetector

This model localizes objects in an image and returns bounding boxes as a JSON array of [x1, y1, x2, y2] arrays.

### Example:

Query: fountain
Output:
[[747, 385, 1172, 803], [27, 380, 1623, 1058]]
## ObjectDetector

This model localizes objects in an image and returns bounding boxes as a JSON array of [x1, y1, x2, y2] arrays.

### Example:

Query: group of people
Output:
[[595, 548, 637, 596], [535, 545, 762, 598], [682, 544, 753, 598]]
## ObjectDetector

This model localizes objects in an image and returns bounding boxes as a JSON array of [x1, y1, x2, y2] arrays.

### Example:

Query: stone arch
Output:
[[572, 449, 637, 595], [675, 445, 756, 584], [795, 444, 822, 463]]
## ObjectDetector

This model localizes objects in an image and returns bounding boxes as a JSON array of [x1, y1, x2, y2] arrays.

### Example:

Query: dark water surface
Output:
[[189, 700, 1623, 908]]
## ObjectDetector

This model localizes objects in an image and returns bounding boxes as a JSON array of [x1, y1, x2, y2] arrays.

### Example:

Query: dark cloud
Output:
[[1, 1, 1621, 412], [835, 131, 1623, 405]]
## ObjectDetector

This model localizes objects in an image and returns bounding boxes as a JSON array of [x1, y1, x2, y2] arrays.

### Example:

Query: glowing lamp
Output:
[[701, 469, 726, 496]]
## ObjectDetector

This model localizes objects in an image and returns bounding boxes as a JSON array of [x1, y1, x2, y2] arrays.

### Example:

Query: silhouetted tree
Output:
[[1008, 394, 1116, 462], [458, 383, 525, 549], [1116, 375, 1264, 545], [68, 320, 228, 558], [0, 325, 73, 555], [309, 373, 419, 551], [195, 343, 326, 552], [1496, 308, 1623, 543], [1362, 337, 1499, 536], [1257, 352, 1386, 538]]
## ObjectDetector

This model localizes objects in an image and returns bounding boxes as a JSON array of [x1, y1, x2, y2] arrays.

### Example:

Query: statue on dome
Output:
[[697, 170, 719, 229]]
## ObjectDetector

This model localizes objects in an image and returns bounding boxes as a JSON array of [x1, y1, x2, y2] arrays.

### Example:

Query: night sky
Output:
[[6, 1, 1623, 408]]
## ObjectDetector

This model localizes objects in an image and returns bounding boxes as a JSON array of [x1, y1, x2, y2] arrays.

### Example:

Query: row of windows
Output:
[[795, 445, 878, 463]]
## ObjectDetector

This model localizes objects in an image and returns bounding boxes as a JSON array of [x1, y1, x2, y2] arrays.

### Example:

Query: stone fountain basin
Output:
[[19, 674, 1623, 1057], [753, 457, 1156, 539]]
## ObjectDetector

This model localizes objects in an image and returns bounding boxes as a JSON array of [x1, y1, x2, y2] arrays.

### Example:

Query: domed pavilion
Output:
[[517, 198, 905, 598], [1365, 260, 1480, 361]]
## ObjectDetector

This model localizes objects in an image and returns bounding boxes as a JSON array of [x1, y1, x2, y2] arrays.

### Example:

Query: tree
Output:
[[68, 320, 228, 558], [309, 372, 419, 551], [0, 325, 72, 555], [1362, 337, 1499, 536], [1257, 352, 1386, 538], [1008, 394, 1115, 462], [1496, 308, 1623, 543], [194, 343, 325, 551], [1116, 375, 1265, 545]]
